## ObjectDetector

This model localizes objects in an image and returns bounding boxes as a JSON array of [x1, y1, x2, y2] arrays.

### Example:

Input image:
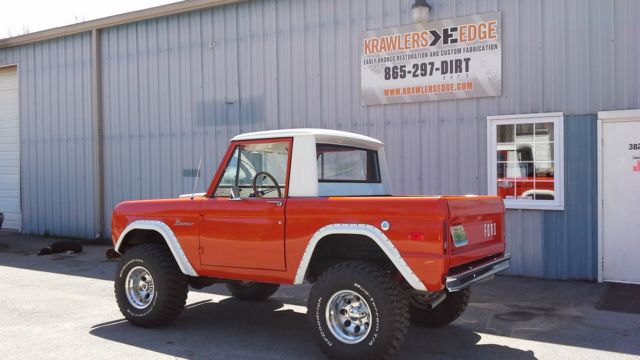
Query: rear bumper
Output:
[[445, 254, 510, 292]]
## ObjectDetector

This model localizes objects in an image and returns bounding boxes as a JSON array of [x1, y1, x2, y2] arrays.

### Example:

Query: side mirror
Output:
[[230, 186, 242, 201]]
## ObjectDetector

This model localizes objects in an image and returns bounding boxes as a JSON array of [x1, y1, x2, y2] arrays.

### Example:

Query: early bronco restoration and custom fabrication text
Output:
[[109, 129, 510, 359]]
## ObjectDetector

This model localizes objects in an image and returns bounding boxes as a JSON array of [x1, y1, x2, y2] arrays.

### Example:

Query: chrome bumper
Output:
[[445, 254, 510, 292]]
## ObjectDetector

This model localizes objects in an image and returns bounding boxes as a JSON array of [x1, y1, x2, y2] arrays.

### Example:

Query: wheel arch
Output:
[[293, 224, 426, 291], [115, 220, 198, 277]]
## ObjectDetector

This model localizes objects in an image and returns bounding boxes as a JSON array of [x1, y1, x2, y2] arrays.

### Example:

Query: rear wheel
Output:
[[409, 288, 470, 328], [114, 244, 188, 327], [307, 261, 409, 360], [226, 282, 279, 301]]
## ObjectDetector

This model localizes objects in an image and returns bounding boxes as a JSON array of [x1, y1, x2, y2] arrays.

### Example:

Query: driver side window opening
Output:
[[214, 141, 289, 198]]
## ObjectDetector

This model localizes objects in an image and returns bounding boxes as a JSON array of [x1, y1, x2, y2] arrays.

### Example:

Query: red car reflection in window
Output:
[[497, 145, 554, 200]]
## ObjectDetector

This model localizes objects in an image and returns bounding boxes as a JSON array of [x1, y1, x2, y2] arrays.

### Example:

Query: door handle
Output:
[[267, 200, 283, 207]]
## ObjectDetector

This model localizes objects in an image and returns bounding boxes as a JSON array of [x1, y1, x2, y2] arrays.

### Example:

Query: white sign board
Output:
[[361, 12, 502, 105]]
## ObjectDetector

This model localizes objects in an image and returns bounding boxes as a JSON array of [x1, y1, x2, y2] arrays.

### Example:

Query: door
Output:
[[601, 115, 640, 284], [0, 66, 20, 231], [199, 139, 290, 270]]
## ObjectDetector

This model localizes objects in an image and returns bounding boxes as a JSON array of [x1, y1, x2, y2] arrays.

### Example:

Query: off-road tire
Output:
[[307, 261, 409, 360], [226, 282, 280, 301], [409, 288, 470, 328], [114, 244, 188, 327]]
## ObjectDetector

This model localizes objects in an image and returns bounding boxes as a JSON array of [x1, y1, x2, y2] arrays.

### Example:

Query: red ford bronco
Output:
[[109, 129, 510, 359]]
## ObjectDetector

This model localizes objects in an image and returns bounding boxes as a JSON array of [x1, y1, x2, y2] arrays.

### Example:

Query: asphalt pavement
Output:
[[0, 231, 639, 360]]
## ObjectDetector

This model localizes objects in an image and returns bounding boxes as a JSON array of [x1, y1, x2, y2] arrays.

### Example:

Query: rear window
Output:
[[316, 144, 381, 183]]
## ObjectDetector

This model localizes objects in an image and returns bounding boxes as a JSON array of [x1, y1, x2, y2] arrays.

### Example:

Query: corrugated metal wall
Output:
[[1, 0, 639, 278], [97, 0, 639, 279], [504, 210, 544, 277], [543, 115, 598, 280], [504, 115, 599, 280], [0, 34, 97, 238]]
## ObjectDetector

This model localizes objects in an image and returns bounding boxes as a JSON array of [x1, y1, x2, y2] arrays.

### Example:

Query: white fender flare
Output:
[[115, 220, 198, 277], [293, 224, 427, 291]]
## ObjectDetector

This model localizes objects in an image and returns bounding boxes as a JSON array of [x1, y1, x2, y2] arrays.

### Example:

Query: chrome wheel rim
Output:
[[325, 290, 372, 344], [125, 266, 155, 309]]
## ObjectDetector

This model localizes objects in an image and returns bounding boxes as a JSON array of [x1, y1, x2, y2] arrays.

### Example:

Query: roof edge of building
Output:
[[0, 0, 246, 49]]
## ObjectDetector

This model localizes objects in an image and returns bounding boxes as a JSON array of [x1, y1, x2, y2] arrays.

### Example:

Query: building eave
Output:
[[0, 0, 246, 49]]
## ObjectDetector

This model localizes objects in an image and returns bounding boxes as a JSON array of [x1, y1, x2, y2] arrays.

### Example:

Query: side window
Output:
[[316, 144, 381, 183], [214, 141, 289, 198]]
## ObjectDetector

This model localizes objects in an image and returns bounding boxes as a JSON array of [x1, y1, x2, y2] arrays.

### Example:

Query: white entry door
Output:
[[0, 66, 20, 231], [599, 111, 640, 284]]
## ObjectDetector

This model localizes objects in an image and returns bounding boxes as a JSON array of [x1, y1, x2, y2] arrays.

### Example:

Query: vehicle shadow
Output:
[[89, 297, 537, 360], [401, 326, 537, 360], [3, 232, 638, 357], [0, 232, 117, 281]]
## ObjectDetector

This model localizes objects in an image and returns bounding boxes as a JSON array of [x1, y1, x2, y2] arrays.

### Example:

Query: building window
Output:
[[487, 113, 564, 210]]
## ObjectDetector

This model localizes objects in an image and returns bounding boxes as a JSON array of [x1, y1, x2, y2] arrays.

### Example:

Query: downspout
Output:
[[91, 29, 105, 239]]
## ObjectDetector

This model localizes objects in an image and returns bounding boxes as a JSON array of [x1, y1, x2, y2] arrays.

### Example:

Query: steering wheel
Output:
[[252, 171, 282, 198]]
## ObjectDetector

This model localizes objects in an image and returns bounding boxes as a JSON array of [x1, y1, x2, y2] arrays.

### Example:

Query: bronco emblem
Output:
[[174, 219, 194, 226]]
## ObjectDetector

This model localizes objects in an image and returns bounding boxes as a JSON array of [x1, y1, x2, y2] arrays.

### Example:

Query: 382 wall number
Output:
[[630, 143, 640, 150]]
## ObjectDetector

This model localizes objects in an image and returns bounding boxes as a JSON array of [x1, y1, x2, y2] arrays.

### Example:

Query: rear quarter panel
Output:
[[285, 196, 451, 290], [285, 195, 505, 291]]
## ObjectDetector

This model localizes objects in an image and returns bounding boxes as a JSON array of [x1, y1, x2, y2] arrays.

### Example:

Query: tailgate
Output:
[[445, 196, 506, 268]]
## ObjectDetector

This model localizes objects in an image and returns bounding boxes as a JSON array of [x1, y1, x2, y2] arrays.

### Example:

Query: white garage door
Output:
[[599, 110, 640, 284], [0, 66, 20, 231]]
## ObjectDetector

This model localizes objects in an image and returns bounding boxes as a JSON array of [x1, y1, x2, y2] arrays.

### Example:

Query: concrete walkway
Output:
[[0, 231, 638, 360]]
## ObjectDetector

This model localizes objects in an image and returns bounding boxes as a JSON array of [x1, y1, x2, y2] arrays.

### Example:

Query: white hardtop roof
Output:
[[232, 128, 384, 147]]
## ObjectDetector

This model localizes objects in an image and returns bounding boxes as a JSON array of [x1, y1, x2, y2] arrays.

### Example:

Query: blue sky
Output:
[[1, 0, 179, 39]]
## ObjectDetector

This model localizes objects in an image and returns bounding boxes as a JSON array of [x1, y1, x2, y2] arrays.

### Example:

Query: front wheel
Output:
[[307, 262, 409, 360], [114, 244, 188, 327], [409, 288, 470, 328]]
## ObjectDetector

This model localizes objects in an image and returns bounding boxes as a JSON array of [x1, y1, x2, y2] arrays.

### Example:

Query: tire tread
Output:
[[115, 244, 188, 328], [308, 261, 409, 360]]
